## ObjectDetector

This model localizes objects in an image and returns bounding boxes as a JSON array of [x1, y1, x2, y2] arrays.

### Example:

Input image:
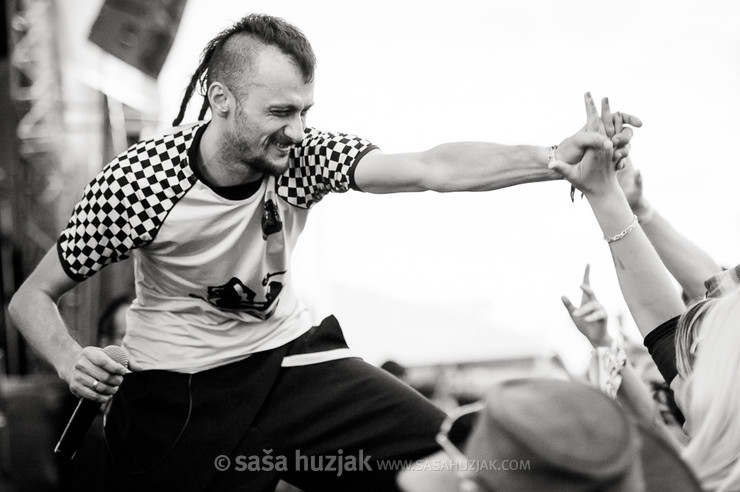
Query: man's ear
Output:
[[207, 82, 231, 117]]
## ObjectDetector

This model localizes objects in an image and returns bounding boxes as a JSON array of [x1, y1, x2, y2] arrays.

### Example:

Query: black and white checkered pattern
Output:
[[278, 128, 377, 208], [58, 126, 199, 281]]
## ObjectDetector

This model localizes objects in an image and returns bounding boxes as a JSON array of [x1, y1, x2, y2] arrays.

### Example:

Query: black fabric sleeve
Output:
[[643, 316, 680, 384]]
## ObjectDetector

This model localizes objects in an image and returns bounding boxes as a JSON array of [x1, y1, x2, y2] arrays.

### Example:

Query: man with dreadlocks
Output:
[[10, 13, 639, 492]]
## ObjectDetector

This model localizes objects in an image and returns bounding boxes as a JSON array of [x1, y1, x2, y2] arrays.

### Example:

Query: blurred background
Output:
[[0, 0, 738, 489]]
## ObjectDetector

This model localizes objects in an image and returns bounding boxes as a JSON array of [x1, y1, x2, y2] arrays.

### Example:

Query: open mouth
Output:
[[269, 141, 293, 158]]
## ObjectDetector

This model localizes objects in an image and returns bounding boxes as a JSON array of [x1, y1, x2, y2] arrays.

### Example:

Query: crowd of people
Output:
[[551, 98, 740, 492], [397, 96, 740, 492], [6, 12, 740, 492]]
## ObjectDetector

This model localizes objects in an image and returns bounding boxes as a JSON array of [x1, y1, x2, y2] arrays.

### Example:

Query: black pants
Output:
[[103, 317, 445, 491]]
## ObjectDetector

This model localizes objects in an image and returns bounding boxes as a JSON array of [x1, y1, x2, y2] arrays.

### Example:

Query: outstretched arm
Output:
[[551, 94, 685, 338], [8, 248, 127, 403], [617, 159, 722, 302], [353, 96, 640, 194]]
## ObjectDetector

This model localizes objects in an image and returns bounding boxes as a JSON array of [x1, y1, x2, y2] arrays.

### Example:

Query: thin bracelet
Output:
[[605, 215, 639, 243]]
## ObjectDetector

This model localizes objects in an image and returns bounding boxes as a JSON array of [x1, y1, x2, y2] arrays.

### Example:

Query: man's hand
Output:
[[549, 93, 617, 196], [561, 264, 613, 348], [553, 124, 611, 167], [63, 346, 128, 403], [553, 94, 641, 168]]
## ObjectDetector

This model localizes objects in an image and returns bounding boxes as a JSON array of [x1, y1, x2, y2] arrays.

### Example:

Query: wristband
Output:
[[589, 343, 627, 399], [546, 145, 558, 166]]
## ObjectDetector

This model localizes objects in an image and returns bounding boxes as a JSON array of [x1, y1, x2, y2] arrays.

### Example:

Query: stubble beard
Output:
[[221, 130, 290, 178]]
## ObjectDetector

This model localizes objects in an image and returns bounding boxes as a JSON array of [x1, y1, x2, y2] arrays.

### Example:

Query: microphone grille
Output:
[[103, 345, 130, 369]]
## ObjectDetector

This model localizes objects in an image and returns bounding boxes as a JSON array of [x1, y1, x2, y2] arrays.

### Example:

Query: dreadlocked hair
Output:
[[172, 13, 316, 127]]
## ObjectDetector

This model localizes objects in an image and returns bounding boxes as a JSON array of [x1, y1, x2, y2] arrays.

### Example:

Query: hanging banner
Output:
[[88, 0, 188, 79]]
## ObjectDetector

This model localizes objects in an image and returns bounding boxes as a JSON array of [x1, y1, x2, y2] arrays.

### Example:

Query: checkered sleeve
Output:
[[276, 128, 378, 208], [57, 128, 197, 281]]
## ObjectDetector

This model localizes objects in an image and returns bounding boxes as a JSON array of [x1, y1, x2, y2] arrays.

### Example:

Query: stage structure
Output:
[[3, 0, 187, 375], [5, 0, 113, 374]]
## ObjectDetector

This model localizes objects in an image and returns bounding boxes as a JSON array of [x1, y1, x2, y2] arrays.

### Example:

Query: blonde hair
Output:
[[682, 289, 740, 491], [675, 297, 718, 379]]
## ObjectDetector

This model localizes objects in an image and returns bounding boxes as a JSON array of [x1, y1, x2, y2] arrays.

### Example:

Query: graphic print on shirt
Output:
[[189, 271, 287, 320]]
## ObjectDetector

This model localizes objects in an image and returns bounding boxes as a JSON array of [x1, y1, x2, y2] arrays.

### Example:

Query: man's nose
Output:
[[284, 114, 305, 144]]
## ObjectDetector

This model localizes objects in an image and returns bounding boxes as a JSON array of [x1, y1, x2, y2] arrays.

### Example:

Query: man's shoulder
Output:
[[96, 122, 203, 197], [274, 128, 378, 208], [297, 127, 373, 146], [159, 121, 203, 139], [124, 122, 203, 159], [108, 122, 204, 172], [292, 127, 378, 163]]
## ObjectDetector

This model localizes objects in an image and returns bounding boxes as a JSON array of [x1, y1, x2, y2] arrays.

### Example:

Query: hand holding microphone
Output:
[[55, 345, 129, 459]]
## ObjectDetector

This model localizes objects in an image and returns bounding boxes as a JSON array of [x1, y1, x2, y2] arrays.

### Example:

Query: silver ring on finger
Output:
[[92, 379, 99, 391]]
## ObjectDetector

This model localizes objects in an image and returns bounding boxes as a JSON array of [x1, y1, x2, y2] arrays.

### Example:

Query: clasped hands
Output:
[[550, 92, 641, 197]]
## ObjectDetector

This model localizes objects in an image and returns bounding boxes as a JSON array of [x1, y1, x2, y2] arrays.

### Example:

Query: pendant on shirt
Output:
[[262, 199, 283, 239]]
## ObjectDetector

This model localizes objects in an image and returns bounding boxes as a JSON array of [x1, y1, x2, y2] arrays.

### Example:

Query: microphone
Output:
[[54, 345, 129, 460]]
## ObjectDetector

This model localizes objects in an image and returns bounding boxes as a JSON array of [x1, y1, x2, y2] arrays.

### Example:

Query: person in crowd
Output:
[[678, 290, 740, 490], [551, 94, 740, 491], [562, 264, 687, 445], [396, 377, 702, 492], [616, 158, 723, 303], [380, 360, 409, 383], [8, 13, 639, 491]]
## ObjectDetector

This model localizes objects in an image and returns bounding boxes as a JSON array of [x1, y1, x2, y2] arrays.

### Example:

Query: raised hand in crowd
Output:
[[617, 157, 651, 219], [617, 158, 722, 302], [561, 264, 612, 348], [561, 264, 683, 445]]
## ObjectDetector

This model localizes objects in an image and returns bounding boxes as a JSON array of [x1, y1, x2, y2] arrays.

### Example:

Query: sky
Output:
[[60, 0, 740, 371]]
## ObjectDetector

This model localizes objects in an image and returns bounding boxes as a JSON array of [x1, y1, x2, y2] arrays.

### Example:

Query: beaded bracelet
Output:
[[605, 215, 638, 243]]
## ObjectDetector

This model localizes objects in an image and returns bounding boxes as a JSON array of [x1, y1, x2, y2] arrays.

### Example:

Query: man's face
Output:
[[221, 47, 314, 176]]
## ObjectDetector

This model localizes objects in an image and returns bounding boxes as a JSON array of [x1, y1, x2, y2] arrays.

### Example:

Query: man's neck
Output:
[[198, 123, 262, 187]]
